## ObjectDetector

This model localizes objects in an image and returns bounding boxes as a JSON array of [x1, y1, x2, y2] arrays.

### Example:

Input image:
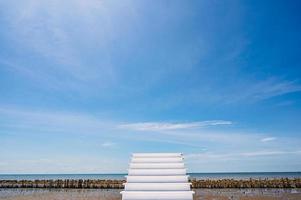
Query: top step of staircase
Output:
[[132, 153, 182, 158]]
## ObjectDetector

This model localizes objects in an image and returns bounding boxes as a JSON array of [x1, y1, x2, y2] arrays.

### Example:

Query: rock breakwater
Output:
[[0, 180, 125, 189], [190, 178, 301, 188], [0, 178, 300, 189]]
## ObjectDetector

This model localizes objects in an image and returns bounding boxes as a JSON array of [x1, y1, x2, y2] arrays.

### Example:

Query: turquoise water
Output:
[[0, 172, 300, 180]]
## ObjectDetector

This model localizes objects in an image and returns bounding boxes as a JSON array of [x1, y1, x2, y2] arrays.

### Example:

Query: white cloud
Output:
[[0, 106, 115, 135], [240, 150, 298, 157], [184, 78, 301, 105], [0, 107, 232, 135], [261, 137, 276, 142], [118, 120, 232, 131], [187, 150, 301, 161], [101, 142, 116, 147], [1, 105, 301, 173], [0, 157, 127, 174], [1, 106, 298, 152], [227, 78, 301, 103], [186, 150, 301, 172], [0, 0, 123, 92]]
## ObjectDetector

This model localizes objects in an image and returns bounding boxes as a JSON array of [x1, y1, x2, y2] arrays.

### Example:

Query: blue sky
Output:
[[0, 0, 301, 173]]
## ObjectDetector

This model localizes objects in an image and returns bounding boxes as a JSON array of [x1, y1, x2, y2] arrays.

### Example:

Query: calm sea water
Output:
[[0, 172, 300, 180]]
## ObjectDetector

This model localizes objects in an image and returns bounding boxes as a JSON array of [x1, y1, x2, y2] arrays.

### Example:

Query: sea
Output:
[[0, 172, 300, 180]]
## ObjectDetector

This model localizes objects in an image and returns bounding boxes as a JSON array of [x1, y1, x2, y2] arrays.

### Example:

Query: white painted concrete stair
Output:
[[121, 153, 194, 200]]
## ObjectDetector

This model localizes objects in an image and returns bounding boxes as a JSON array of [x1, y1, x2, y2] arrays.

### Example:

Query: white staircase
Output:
[[121, 153, 194, 200]]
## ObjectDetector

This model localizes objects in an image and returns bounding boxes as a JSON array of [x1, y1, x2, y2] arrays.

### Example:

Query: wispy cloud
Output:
[[0, 157, 126, 174], [2, 0, 301, 106], [118, 120, 232, 131], [0, 105, 234, 145], [187, 150, 301, 161], [150, 78, 301, 111], [101, 142, 116, 147], [186, 150, 301, 172], [240, 150, 301, 157], [1, 106, 298, 151], [247, 78, 301, 101], [1, 105, 300, 173], [226, 78, 301, 103], [0, 106, 115, 135], [261, 137, 276, 142], [0, 0, 121, 92]]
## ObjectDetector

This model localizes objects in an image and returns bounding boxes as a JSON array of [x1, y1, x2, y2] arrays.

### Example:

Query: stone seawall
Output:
[[190, 178, 301, 188], [0, 178, 300, 189], [0, 180, 125, 189]]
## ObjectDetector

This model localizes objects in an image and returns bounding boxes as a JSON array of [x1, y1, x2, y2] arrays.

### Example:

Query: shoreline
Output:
[[1, 178, 300, 189], [1, 188, 301, 200], [1, 172, 300, 180]]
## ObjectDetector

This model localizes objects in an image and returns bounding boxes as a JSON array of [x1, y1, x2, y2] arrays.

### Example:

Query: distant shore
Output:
[[1, 178, 300, 189]]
